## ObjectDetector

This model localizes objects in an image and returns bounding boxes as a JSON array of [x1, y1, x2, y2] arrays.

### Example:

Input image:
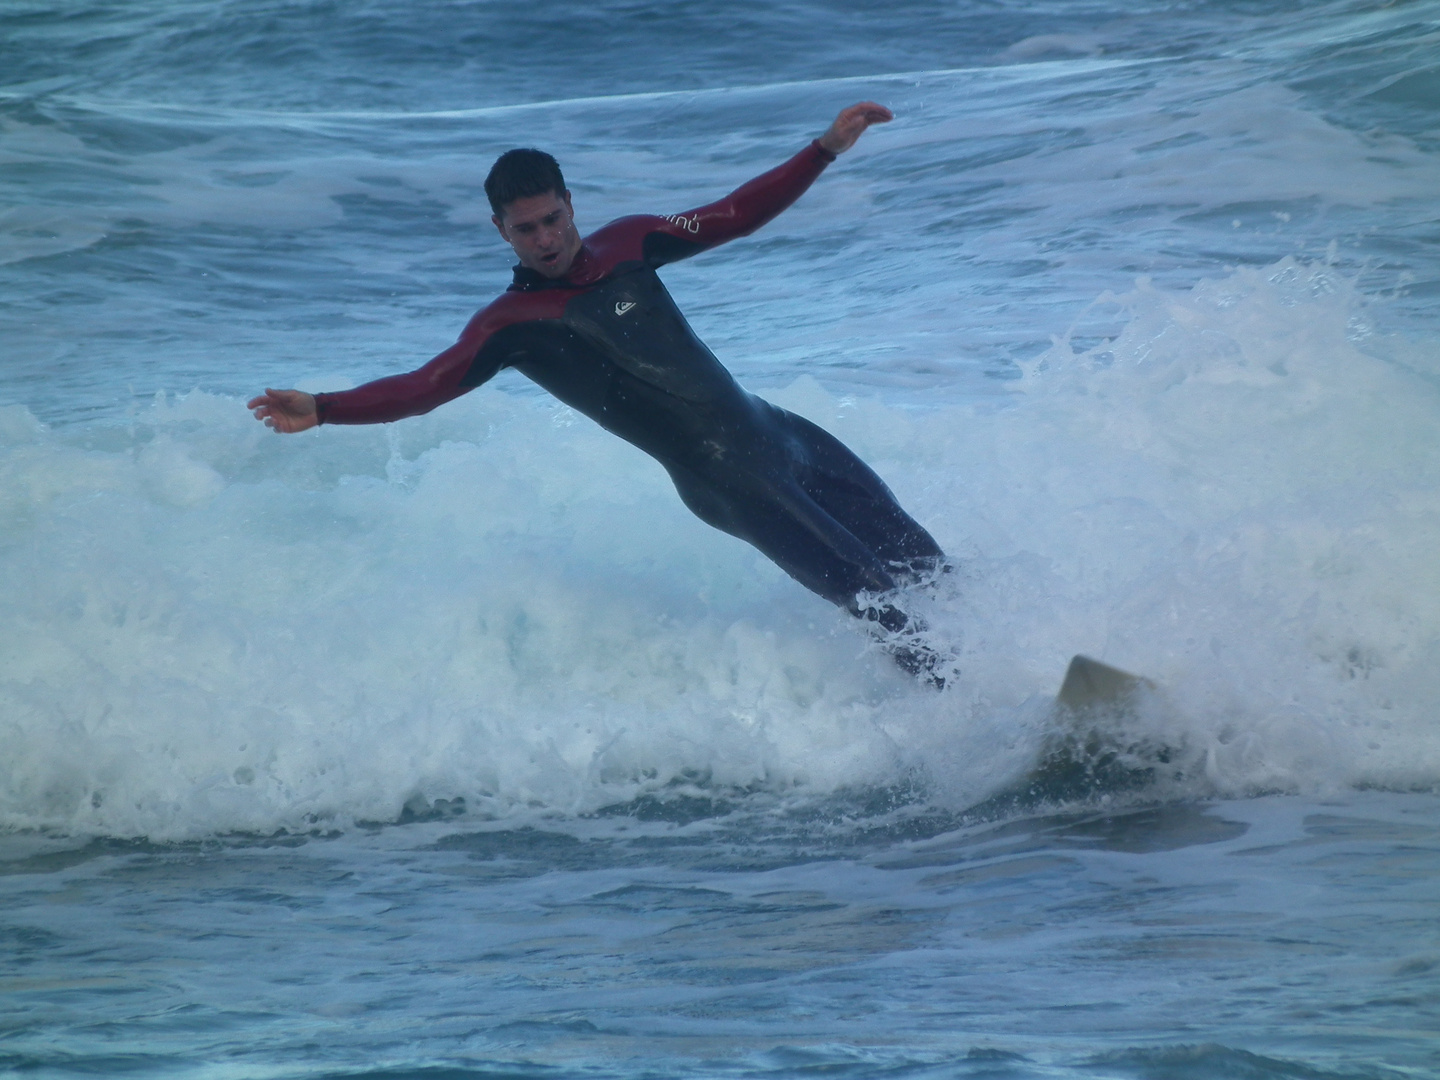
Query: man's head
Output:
[[486, 148, 582, 279]]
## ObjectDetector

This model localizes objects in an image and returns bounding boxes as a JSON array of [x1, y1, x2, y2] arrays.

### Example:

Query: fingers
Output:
[[846, 101, 893, 124], [254, 409, 295, 432], [249, 389, 296, 430], [247, 389, 306, 413], [248, 389, 318, 433], [250, 405, 281, 429], [248, 390, 280, 424], [247, 388, 287, 410], [820, 102, 894, 154]]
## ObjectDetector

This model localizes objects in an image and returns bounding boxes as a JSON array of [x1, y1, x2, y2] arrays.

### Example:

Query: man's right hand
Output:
[[248, 388, 318, 433]]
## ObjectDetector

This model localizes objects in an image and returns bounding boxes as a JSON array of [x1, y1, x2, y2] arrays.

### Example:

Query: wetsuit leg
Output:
[[664, 410, 952, 687], [769, 406, 952, 684], [768, 407, 945, 581], [665, 462, 899, 607]]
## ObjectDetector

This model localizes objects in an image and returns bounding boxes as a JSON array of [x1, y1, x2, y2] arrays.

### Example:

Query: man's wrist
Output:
[[811, 138, 838, 162]]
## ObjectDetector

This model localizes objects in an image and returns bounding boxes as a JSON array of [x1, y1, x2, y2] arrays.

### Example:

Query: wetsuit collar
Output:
[[508, 245, 600, 291], [508, 264, 557, 291]]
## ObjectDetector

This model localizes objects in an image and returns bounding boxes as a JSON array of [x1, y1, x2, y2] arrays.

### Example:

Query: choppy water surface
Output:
[[4, 795, 1439, 1079], [2, 1, 1438, 1077]]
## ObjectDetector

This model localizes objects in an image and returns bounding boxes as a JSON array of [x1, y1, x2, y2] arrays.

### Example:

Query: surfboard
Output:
[[970, 655, 1173, 817]]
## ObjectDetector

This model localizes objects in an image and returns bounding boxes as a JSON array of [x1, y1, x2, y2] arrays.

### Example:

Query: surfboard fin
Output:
[[1056, 655, 1154, 712], [1029, 655, 1178, 801]]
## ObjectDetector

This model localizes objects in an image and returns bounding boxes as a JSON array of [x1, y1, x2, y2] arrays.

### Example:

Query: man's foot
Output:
[[861, 602, 950, 690]]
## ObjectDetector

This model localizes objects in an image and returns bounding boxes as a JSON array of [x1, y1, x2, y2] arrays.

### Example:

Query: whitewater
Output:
[[2, 2, 1438, 1077]]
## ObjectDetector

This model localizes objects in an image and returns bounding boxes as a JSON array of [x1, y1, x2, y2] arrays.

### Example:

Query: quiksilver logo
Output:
[[614, 301, 637, 316]]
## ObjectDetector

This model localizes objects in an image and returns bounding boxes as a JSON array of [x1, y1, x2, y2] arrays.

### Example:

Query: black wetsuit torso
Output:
[[313, 141, 943, 617]]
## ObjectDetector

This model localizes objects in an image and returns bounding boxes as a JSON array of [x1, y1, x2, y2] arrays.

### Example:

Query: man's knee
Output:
[[669, 470, 743, 536]]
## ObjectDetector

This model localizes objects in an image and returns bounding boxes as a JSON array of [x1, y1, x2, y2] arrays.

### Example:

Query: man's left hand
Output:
[[819, 102, 894, 155]]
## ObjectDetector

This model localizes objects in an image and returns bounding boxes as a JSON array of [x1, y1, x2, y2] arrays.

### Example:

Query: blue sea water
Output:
[[2, 1, 1439, 1077]]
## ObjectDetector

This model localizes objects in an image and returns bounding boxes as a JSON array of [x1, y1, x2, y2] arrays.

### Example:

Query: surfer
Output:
[[249, 102, 948, 683]]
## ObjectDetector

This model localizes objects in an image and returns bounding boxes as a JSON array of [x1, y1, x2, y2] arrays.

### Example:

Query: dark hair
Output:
[[485, 148, 566, 218]]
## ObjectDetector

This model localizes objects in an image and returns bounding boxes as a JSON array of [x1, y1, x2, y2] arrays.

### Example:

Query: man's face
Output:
[[493, 190, 582, 279]]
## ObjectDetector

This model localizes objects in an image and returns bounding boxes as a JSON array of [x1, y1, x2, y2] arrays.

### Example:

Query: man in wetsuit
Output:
[[249, 102, 947, 681]]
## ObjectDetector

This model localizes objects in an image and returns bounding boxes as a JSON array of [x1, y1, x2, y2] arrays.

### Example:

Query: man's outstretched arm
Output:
[[642, 101, 893, 265], [247, 303, 521, 431], [247, 344, 472, 431]]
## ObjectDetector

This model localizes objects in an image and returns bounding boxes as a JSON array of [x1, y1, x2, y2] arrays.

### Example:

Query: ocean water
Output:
[[2, 1, 1438, 1077]]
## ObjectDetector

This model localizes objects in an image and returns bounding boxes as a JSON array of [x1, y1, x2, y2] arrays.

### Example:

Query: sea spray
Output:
[[903, 258, 1440, 803], [3, 259, 1438, 838]]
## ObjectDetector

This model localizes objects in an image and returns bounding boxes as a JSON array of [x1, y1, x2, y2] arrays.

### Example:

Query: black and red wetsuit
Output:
[[314, 140, 944, 618]]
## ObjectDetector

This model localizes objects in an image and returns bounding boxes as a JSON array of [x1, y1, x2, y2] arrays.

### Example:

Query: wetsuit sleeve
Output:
[[641, 140, 837, 266], [311, 308, 511, 425]]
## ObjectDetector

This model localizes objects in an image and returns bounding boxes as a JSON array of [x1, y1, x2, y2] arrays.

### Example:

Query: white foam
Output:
[[911, 258, 1440, 801], [2, 260, 1437, 838], [0, 386, 910, 839]]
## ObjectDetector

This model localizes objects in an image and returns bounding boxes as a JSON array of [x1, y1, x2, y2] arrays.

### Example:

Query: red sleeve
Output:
[[312, 303, 514, 426], [642, 139, 836, 263]]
